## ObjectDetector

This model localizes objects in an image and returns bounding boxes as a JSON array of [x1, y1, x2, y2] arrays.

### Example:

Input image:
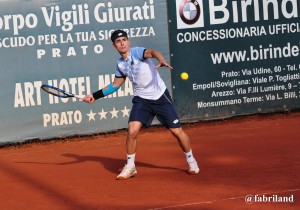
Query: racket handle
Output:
[[74, 95, 84, 100]]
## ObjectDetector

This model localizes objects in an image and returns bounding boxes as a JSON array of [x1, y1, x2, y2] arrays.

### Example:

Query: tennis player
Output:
[[83, 30, 199, 180]]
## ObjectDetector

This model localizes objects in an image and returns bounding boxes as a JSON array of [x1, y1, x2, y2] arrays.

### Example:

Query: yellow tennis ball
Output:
[[181, 72, 189, 80]]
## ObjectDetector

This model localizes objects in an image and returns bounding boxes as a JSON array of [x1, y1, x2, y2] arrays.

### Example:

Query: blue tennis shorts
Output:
[[129, 89, 181, 128]]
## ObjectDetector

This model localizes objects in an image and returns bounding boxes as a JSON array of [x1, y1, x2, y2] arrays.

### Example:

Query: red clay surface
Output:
[[0, 113, 299, 210]]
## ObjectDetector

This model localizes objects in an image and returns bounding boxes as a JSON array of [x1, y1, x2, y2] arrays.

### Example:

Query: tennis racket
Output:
[[41, 84, 84, 100]]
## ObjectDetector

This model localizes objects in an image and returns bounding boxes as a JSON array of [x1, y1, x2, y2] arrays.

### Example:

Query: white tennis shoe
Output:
[[188, 160, 200, 175], [116, 164, 137, 180]]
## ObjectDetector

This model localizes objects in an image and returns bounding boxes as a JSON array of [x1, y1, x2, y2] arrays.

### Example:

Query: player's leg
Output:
[[117, 96, 154, 180], [154, 89, 200, 174], [169, 127, 199, 174], [168, 127, 190, 153], [126, 121, 143, 156], [116, 121, 142, 180], [126, 96, 154, 156]]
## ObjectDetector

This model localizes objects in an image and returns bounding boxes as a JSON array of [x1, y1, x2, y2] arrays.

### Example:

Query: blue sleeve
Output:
[[115, 64, 125, 78], [133, 47, 146, 61]]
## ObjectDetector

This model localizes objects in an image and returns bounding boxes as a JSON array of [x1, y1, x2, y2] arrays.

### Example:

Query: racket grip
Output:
[[74, 95, 84, 100]]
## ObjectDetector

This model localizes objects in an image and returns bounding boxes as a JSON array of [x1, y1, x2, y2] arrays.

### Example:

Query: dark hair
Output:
[[111, 30, 128, 43]]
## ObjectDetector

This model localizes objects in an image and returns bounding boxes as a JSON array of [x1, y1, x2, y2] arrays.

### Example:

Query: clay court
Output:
[[0, 112, 299, 210]]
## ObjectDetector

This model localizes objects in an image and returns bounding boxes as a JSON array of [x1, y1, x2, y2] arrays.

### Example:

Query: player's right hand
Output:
[[83, 94, 95, 104]]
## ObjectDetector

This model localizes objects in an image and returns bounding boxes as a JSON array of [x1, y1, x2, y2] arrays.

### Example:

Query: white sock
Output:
[[126, 153, 135, 167], [185, 150, 196, 163]]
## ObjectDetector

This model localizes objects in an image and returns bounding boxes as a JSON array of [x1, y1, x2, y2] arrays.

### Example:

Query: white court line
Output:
[[148, 188, 300, 210]]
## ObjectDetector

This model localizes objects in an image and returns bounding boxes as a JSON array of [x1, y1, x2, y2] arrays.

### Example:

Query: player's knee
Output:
[[127, 122, 142, 139], [169, 127, 184, 138], [128, 127, 139, 139]]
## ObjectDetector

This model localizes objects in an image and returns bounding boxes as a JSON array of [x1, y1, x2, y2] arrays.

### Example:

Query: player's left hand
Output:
[[155, 62, 173, 70]]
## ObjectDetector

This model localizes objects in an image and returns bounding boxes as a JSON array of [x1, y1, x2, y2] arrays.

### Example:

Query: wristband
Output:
[[92, 89, 105, 100], [92, 84, 120, 100]]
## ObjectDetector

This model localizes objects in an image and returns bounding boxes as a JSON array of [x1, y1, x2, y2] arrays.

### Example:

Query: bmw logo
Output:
[[179, 0, 201, 25]]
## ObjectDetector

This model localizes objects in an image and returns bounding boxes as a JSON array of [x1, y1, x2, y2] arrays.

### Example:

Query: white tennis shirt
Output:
[[115, 47, 166, 100]]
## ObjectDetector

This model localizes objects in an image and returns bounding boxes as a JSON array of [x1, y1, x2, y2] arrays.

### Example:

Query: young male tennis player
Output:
[[83, 30, 199, 180]]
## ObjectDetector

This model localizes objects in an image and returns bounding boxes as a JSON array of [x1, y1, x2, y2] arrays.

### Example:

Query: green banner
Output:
[[168, 0, 300, 120]]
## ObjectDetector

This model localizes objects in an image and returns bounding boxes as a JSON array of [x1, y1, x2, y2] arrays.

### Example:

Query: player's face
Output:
[[113, 37, 130, 55]]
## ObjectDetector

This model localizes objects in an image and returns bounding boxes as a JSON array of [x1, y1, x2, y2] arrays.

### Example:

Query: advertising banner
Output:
[[168, 0, 300, 120], [0, 0, 171, 144]]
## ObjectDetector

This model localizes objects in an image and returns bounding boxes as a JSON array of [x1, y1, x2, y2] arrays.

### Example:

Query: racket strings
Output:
[[44, 86, 68, 97]]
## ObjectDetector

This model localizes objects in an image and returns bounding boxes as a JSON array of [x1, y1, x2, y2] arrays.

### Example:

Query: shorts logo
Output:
[[176, 0, 204, 29], [173, 119, 179, 124]]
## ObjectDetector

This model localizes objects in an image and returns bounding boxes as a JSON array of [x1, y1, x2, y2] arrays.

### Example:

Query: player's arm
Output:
[[144, 49, 173, 70], [83, 77, 126, 103]]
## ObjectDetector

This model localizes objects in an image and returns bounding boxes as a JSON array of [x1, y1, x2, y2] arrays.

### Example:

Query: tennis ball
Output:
[[181, 72, 189, 80]]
